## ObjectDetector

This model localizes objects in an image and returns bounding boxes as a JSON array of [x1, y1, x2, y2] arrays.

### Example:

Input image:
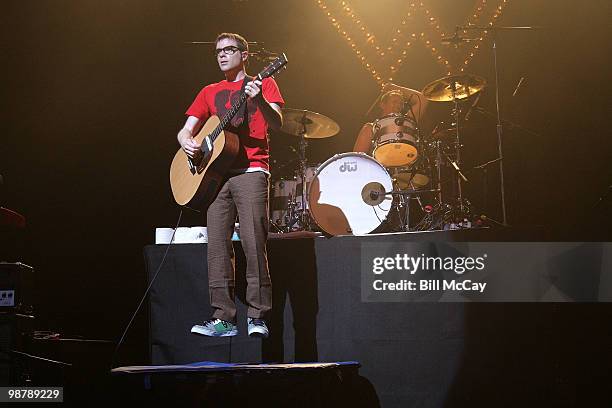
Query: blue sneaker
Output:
[[191, 319, 237, 337], [247, 318, 269, 338]]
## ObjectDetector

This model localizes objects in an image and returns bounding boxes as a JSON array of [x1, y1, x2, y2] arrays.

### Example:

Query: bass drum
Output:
[[308, 153, 393, 236]]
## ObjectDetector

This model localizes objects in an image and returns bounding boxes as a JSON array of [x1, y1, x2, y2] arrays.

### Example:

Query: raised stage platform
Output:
[[143, 228, 611, 407], [111, 361, 367, 407]]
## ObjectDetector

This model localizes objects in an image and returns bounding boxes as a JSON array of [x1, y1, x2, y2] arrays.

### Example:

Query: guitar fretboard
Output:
[[209, 82, 252, 143]]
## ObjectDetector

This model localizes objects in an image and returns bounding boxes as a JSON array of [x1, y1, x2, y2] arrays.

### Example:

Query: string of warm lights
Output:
[[406, 3, 450, 74], [315, 0, 386, 84], [458, 0, 509, 72], [314, 0, 509, 84]]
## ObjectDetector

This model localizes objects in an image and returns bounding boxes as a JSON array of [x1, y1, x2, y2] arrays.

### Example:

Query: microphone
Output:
[[512, 77, 525, 97], [464, 94, 481, 121], [361, 182, 386, 206], [441, 29, 478, 45]]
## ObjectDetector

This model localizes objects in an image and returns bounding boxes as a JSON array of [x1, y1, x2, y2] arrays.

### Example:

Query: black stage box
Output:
[[144, 230, 612, 407]]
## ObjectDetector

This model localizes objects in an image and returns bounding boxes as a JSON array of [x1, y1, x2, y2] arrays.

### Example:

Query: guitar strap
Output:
[[230, 75, 253, 129]]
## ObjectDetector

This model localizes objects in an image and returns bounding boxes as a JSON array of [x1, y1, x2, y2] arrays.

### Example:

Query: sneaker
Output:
[[191, 319, 237, 337], [247, 318, 269, 338]]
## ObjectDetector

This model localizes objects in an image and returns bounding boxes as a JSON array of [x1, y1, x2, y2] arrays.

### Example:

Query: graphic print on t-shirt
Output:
[[214, 87, 257, 128]]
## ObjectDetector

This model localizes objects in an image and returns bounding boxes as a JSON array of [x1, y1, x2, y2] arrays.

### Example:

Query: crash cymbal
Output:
[[281, 108, 340, 139], [422, 74, 486, 102]]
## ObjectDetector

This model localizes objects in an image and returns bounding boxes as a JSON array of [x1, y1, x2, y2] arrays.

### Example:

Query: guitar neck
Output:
[[209, 78, 257, 143]]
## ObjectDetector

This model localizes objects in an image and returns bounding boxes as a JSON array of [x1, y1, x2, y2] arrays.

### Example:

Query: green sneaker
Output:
[[191, 318, 237, 337]]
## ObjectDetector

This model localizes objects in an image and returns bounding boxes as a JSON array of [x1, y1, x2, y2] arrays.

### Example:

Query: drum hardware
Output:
[[473, 106, 542, 138], [363, 185, 440, 233], [390, 154, 426, 231], [451, 25, 539, 225], [473, 157, 503, 215], [270, 178, 297, 232], [278, 108, 340, 232], [423, 74, 488, 230]]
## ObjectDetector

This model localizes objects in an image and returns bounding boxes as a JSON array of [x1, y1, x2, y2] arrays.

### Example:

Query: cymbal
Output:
[[280, 109, 340, 139], [422, 74, 486, 102]]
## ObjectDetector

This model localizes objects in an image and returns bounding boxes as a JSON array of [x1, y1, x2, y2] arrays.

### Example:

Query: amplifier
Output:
[[0, 263, 34, 314]]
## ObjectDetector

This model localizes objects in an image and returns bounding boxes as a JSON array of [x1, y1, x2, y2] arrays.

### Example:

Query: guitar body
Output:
[[169, 115, 240, 211]]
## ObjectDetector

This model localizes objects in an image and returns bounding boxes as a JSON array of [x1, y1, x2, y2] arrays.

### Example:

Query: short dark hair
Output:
[[215, 32, 249, 53]]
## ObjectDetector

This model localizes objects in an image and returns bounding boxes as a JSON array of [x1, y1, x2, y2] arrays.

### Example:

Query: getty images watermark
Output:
[[361, 242, 612, 302], [371, 252, 488, 293]]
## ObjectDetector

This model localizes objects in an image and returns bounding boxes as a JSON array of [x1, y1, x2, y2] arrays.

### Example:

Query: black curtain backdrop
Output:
[[0, 0, 610, 362]]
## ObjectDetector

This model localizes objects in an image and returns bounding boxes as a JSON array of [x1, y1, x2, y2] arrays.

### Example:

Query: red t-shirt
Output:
[[185, 77, 284, 171]]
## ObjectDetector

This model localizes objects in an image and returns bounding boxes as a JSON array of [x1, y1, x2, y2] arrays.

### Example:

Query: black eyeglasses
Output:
[[215, 46, 241, 57]]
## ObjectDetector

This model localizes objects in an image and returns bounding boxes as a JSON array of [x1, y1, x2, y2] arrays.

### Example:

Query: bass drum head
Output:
[[308, 153, 393, 236]]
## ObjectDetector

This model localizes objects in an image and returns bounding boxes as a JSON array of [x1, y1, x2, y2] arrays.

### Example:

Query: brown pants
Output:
[[206, 171, 271, 323]]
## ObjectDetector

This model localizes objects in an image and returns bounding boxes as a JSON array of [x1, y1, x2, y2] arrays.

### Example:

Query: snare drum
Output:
[[372, 113, 419, 167], [308, 153, 393, 236]]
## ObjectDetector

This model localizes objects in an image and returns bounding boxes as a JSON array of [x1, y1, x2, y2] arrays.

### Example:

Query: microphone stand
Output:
[[473, 157, 503, 219], [457, 25, 539, 226]]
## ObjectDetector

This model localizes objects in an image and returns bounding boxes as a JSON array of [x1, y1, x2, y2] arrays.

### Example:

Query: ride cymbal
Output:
[[280, 109, 340, 139], [422, 74, 486, 102]]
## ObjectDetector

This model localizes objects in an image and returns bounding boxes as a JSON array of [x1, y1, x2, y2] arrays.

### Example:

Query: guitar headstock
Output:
[[256, 53, 288, 80]]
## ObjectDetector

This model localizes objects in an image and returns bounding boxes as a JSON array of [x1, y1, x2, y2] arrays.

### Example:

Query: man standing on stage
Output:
[[177, 33, 284, 338]]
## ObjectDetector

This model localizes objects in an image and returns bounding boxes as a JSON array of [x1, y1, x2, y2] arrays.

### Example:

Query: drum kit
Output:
[[271, 74, 488, 236]]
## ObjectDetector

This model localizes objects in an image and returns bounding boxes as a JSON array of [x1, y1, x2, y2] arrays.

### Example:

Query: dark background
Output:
[[1, 0, 610, 365]]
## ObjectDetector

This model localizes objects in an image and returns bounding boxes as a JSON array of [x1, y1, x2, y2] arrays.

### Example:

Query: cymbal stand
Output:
[[449, 82, 473, 224], [395, 104, 426, 232], [456, 25, 538, 225], [450, 82, 463, 207], [433, 140, 444, 206], [473, 157, 502, 216], [290, 114, 310, 231]]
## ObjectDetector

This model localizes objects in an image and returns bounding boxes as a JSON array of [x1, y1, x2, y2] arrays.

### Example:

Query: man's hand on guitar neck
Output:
[[244, 79, 263, 100], [245, 78, 283, 131]]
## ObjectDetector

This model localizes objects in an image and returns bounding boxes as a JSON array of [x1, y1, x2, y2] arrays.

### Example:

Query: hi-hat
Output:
[[422, 74, 486, 102], [280, 109, 340, 139]]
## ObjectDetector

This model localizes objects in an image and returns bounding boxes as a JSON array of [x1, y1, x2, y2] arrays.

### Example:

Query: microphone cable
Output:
[[110, 208, 183, 370]]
